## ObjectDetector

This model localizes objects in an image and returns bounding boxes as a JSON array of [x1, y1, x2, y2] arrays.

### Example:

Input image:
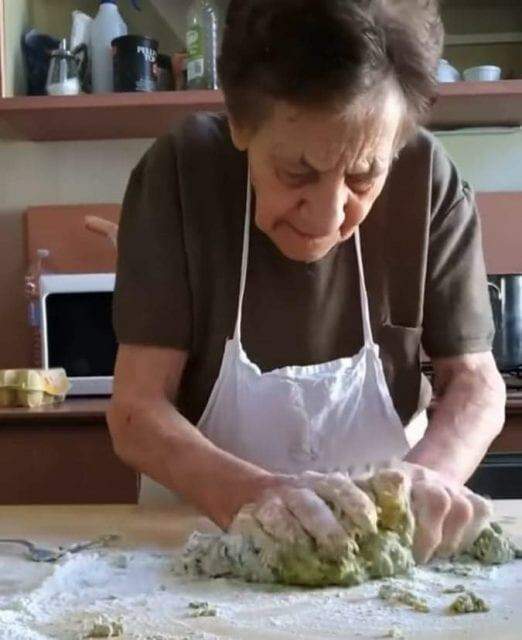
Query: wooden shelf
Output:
[[1, 82, 522, 141], [0, 90, 225, 141], [0, 397, 110, 422], [446, 31, 522, 46], [431, 79, 522, 128]]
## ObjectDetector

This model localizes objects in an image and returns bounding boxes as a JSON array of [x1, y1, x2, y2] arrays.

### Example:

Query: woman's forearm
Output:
[[406, 353, 506, 485], [107, 397, 275, 527]]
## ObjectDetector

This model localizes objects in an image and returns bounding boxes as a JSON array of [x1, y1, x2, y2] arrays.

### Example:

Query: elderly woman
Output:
[[107, 0, 505, 564]]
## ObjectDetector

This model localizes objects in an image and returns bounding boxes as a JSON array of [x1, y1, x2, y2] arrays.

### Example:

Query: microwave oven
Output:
[[38, 273, 117, 396]]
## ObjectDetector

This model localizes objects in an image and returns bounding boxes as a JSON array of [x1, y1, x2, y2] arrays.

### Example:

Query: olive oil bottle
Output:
[[186, 0, 220, 90]]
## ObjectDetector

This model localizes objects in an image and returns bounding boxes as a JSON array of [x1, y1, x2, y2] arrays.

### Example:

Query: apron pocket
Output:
[[377, 322, 428, 426]]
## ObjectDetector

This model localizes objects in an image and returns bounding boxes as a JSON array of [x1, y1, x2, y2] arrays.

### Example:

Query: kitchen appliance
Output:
[[468, 453, 522, 499], [488, 274, 522, 372], [38, 273, 117, 396], [422, 362, 522, 499]]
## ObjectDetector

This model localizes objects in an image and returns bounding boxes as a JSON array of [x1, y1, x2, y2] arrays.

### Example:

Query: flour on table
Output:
[[1, 547, 522, 640], [1, 470, 521, 640]]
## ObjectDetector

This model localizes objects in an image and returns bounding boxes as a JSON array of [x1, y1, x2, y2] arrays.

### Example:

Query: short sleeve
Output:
[[112, 134, 192, 349], [422, 150, 494, 358]]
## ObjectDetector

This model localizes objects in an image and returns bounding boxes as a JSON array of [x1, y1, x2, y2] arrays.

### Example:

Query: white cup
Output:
[[463, 65, 502, 82], [437, 59, 461, 83]]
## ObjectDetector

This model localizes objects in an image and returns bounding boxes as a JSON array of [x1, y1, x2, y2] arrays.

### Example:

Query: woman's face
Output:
[[231, 90, 405, 262]]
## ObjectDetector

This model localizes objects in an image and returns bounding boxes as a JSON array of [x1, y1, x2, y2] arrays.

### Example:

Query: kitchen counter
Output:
[[1, 501, 521, 639], [2, 394, 521, 455], [3, 390, 522, 419], [1, 394, 521, 505], [0, 398, 137, 506], [0, 398, 109, 421]]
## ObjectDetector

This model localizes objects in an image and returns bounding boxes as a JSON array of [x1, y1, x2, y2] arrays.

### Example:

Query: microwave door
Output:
[[42, 291, 116, 396]]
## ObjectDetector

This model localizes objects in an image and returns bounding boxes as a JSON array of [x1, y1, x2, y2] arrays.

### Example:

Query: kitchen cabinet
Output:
[[0, 0, 226, 139], [1, 396, 521, 505], [432, 1, 522, 128], [442, 0, 522, 82], [2, 0, 522, 139], [0, 399, 137, 505], [0, 90, 225, 140], [0, 0, 193, 98]]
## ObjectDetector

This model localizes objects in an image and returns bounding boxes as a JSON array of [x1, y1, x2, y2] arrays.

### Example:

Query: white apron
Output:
[[139, 177, 428, 504]]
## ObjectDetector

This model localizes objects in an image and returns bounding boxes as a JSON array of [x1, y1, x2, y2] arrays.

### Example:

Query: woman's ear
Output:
[[229, 119, 250, 151]]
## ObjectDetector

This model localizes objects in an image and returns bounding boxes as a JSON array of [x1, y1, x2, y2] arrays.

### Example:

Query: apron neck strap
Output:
[[234, 176, 375, 347], [354, 227, 375, 346], [233, 172, 252, 341]]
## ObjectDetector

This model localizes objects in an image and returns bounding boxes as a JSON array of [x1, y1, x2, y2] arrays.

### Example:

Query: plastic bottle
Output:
[[91, 0, 138, 93], [186, 0, 220, 90]]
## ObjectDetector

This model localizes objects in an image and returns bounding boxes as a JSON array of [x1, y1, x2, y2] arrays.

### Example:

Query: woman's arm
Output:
[[108, 344, 355, 554], [405, 351, 506, 484], [107, 343, 277, 528]]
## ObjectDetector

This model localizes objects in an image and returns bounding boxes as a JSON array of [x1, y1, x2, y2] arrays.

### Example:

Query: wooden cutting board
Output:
[[22, 193, 522, 276], [24, 204, 120, 274]]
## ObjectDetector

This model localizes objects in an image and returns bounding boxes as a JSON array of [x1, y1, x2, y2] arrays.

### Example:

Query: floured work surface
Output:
[[1, 504, 521, 640]]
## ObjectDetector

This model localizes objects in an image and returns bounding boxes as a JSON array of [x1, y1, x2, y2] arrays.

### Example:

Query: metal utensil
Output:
[[0, 534, 119, 563]]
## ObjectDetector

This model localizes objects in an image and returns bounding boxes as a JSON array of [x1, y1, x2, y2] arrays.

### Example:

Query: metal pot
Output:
[[488, 274, 522, 371]]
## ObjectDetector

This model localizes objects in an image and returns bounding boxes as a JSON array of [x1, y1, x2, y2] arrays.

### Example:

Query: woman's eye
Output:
[[285, 171, 309, 184], [276, 168, 312, 186]]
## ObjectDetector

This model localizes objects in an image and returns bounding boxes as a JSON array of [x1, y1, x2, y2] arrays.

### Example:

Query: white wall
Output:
[[1, 127, 522, 369], [0, 138, 151, 368], [435, 127, 522, 191]]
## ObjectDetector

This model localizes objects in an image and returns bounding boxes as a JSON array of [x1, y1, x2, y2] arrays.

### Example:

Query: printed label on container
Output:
[[187, 58, 204, 81], [187, 26, 204, 81], [187, 26, 203, 58]]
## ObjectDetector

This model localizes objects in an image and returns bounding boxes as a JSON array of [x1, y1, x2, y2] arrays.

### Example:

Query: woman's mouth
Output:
[[285, 222, 329, 242]]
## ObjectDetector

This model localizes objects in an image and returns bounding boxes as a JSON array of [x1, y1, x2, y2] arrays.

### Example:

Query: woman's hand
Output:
[[373, 461, 492, 564], [230, 472, 379, 558], [229, 464, 492, 565]]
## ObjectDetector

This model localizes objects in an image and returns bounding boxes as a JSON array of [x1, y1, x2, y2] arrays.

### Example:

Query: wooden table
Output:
[[1, 500, 520, 558], [1, 501, 521, 640]]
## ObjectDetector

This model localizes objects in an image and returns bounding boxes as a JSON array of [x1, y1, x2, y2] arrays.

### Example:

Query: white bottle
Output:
[[91, 0, 128, 93]]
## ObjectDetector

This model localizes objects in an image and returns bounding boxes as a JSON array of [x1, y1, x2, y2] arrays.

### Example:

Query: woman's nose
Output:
[[298, 177, 348, 236]]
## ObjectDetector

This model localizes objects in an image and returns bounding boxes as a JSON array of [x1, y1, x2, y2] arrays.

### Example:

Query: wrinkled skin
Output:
[[230, 464, 493, 567]]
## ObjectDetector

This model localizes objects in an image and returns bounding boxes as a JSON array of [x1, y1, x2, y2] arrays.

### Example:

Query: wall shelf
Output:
[[446, 32, 522, 46], [432, 80, 522, 129], [1, 81, 522, 141], [0, 90, 225, 141]]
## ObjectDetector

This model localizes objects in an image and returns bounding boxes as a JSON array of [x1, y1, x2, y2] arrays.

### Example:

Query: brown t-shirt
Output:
[[113, 113, 494, 426]]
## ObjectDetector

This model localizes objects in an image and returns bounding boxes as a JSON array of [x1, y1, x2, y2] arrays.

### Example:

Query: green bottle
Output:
[[186, 0, 220, 90]]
